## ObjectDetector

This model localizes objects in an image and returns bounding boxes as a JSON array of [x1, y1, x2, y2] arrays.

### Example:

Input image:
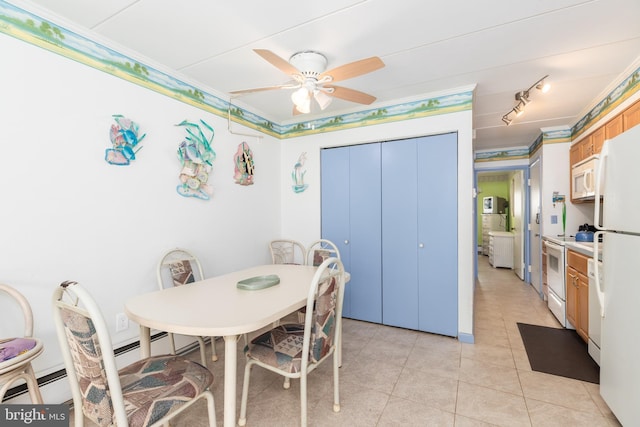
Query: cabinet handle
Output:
[[344, 240, 349, 245], [419, 243, 424, 248]]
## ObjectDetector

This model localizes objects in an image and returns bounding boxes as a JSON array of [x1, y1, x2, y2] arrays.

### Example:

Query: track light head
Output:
[[536, 78, 550, 93], [515, 91, 530, 105]]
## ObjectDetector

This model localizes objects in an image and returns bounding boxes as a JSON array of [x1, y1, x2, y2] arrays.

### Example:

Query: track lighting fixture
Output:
[[501, 75, 550, 125]]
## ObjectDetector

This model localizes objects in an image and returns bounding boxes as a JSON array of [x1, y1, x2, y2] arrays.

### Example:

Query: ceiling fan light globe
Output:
[[291, 87, 311, 112], [314, 90, 333, 110]]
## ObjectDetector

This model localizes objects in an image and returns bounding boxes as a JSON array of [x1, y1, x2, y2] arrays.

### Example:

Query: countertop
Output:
[[543, 235, 601, 259]]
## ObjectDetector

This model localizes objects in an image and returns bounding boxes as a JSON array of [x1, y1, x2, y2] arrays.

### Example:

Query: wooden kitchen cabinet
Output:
[[566, 249, 589, 342], [623, 98, 640, 130], [569, 141, 581, 166], [591, 126, 605, 154], [605, 113, 624, 140], [580, 135, 595, 159]]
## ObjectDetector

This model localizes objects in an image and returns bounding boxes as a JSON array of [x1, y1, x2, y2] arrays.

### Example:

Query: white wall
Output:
[[540, 142, 592, 237], [0, 32, 282, 395], [279, 109, 476, 340]]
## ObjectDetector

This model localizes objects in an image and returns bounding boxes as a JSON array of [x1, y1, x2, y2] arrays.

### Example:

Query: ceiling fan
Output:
[[230, 49, 385, 114]]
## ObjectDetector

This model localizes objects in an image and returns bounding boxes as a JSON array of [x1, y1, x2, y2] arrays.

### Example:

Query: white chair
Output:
[[0, 284, 44, 404], [238, 257, 346, 427], [269, 239, 305, 265], [53, 280, 216, 427], [157, 248, 217, 364], [305, 238, 341, 267]]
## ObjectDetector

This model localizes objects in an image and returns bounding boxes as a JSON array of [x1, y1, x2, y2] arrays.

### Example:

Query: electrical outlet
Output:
[[115, 312, 129, 332]]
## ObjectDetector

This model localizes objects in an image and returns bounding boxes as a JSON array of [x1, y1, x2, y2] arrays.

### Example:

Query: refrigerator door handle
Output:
[[594, 142, 609, 230], [594, 231, 605, 317]]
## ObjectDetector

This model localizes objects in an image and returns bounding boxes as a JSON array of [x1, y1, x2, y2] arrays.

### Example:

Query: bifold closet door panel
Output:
[[381, 139, 420, 329], [348, 143, 382, 323], [320, 143, 382, 323], [320, 146, 351, 314], [417, 132, 458, 336]]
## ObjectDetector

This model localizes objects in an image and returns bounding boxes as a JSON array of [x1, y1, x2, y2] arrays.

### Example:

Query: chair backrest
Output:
[[0, 284, 35, 338], [52, 281, 128, 427], [269, 239, 305, 265], [305, 239, 341, 267], [157, 248, 205, 290], [301, 258, 346, 365]]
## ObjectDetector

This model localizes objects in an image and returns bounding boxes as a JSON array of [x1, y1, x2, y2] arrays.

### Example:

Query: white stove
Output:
[[542, 235, 575, 329]]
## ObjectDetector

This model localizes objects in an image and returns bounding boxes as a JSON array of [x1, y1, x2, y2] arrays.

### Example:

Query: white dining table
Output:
[[125, 263, 320, 427]]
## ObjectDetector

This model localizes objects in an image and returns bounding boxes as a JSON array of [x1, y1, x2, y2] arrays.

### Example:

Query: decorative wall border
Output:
[[0, 1, 470, 140]]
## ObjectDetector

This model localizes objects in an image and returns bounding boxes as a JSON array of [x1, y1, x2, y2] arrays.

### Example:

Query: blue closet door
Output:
[[381, 134, 458, 335], [320, 147, 352, 315], [417, 133, 458, 336], [348, 143, 382, 323], [321, 144, 382, 322], [381, 139, 419, 329]]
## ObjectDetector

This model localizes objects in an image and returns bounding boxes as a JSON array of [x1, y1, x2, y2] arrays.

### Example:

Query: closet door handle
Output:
[[344, 240, 349, 245], [418, 243, 424, 248]]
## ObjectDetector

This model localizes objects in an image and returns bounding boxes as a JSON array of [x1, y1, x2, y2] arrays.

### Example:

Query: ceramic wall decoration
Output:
[[234, 142, 255, 186], [292, 152, 308, 193], [176, 119, 215, 200], [105, 114, 146, 165]]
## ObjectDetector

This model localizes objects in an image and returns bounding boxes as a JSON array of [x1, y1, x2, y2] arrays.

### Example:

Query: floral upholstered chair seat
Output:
[[53, 281, 216, 427]]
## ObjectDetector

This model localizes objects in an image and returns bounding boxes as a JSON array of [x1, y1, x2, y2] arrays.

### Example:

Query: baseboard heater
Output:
[[2, 332, 206, 402]]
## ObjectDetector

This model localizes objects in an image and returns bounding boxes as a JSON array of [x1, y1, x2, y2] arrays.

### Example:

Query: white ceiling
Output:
[[18, 0, 640, 151]]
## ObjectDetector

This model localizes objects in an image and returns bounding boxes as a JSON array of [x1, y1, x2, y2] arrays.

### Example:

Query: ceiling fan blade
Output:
[[320, 57, 384, 83], [253, 49, 300, 76], [326, 85, 377, 105], [230, 81, 299, 95]]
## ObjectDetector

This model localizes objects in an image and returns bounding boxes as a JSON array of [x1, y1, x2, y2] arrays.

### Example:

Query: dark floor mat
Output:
[[517, 322, 599, 384]]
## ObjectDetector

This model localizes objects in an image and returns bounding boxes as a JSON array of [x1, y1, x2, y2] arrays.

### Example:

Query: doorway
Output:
[[475, 167, 529, 283]]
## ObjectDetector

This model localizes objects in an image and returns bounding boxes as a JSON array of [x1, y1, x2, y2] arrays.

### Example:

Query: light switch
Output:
[[551, 215, 558, 224]]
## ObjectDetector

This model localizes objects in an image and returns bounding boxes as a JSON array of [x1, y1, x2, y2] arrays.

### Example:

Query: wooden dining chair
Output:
[[53, 281, 216, 427], [0, 284, 44, 404], [157, 248, 217, 363], [269, 239, 305, 265], [238, 257, 346, 427]]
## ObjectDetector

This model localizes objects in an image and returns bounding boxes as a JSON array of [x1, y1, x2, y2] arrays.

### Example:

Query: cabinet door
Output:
[[623, 99, 640, 130], [592, 127, 605, 154], [418, 133, 458, 336], [577, 272, 589, 342], [566, 266, 578, 328], [321, 144, 382, 323], [605, 114, 624, 140]]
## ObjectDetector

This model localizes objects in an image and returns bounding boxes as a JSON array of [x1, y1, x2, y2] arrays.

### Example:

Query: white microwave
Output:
[[572, 155, 600, 200]]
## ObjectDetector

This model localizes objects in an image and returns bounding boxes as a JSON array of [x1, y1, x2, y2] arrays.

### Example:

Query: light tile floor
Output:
[[75, 256, 621, 426]]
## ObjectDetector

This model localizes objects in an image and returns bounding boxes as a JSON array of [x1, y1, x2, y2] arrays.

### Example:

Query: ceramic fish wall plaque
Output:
[[234, 142, 254, 186], [105, 114, 146, 165], [176, 119, 215, 200]]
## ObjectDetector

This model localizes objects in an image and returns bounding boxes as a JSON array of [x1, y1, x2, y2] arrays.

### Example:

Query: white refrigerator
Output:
[[593, 124, 640, 426]]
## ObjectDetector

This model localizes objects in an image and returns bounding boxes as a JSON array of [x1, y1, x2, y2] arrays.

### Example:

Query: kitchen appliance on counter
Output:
[[593, 124, 640, 425], [576, 224, 596, 242], [587, 258, 603, 365]]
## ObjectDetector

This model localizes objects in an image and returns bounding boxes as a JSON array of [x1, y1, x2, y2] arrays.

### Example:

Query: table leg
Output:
[[139, 325, 151, 358], [223, 335, 238, 427]]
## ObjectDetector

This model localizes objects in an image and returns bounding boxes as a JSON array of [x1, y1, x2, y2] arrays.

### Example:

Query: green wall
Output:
[[477, 180, 510, 246]]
